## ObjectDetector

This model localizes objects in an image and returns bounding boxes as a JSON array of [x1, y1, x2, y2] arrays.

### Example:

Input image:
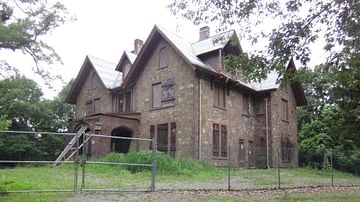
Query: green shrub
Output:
[[95, 151, 215, 176]]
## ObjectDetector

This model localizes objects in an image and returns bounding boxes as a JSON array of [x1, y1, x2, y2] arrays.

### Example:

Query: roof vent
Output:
[[199, 26, 210, 41]]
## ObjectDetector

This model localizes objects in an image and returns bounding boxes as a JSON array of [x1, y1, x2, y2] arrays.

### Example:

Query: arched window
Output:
[[159, 47, 168, 68], [90, 72, 96, 89]]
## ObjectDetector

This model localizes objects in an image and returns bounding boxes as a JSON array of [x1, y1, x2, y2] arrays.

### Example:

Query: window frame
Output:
[[281, 99, 289, 122], [212, 123, 228, 158], [159, 47, 169, 69], [242, 94, 250, 115], [213, 82, 226, 109], [151, 79, 175, 109], [150, 122, 176, 157], [116, 91, 132, 112]]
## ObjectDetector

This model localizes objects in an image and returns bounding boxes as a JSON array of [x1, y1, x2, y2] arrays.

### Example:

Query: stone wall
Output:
[[199, 76, 257, 167], [269, 83, 299, 167], [75, 68, 113, 117], [133, 38, 199, 159]]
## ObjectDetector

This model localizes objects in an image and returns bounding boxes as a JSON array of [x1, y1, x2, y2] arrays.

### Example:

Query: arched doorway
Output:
[[111, 127, 132, 153]]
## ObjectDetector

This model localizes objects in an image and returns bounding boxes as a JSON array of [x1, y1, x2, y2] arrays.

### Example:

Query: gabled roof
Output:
[[88, 55, 122, 89], [192, 30, 236, 56], [115, 51, 137, 71], [65, 55, 120, 104]]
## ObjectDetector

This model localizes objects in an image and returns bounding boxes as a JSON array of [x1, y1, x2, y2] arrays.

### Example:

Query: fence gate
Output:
[[0, 130, 157, 193]]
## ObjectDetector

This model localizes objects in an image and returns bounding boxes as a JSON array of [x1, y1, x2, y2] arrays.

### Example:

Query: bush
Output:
[[299, 148, 360, 176], [97, 151, 215, 176]]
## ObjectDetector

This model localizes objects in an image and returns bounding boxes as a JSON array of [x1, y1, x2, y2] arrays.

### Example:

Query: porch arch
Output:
[[111, 126, 133, 153]]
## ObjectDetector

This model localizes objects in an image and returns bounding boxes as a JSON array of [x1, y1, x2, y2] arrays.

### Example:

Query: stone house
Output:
[[65, 25, 306, 168]]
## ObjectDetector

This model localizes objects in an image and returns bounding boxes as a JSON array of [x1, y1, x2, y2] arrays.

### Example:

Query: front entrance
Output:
[[111, 127, 132, 153]]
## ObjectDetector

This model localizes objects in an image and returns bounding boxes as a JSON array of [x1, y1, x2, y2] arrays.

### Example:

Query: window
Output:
[[123, 63, 131, 79], [282, 99, 288, 121], [213, 123, 227, 158], [214, 83, 225, 108], [85, 100, 92, 115], [159, 47, 168, 68], [152, 79, 175, 108], [150, 122, 176, 157], [94, 98, 101, 113], [281, 134, 292, 162], [238, 139, 245, 162], [117, 92, 132, 112], [152, 83, 161, 108], [243, 95, 250, 114], [125, 92, 131, 112], [90, 72, 96, 89]]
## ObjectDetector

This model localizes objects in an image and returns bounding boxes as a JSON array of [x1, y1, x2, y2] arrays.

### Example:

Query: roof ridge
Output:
[[191, 29, 235, 45], [87, 54, 117, 65]]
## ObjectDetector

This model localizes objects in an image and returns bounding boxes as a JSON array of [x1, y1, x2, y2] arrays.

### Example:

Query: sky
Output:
[[2, 0, 326, 99]]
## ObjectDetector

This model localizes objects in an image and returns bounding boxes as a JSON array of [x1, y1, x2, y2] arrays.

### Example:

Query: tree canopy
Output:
[[0, 75, 74, 160], [0, 0, 72, 84], [169, 0, 360, 151], [169, 0, 360, 80]]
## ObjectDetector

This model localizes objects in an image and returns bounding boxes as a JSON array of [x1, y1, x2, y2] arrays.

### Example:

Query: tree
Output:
[[0, 0, 72, 84], [169, 0, 360, 78], [0, 76, 74, 160], [169, 0, 360, 146]]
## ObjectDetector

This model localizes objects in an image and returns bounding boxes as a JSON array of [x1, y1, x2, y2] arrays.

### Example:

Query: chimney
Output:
[[133, 39, 143, 54], [199, 26, 210, 41]]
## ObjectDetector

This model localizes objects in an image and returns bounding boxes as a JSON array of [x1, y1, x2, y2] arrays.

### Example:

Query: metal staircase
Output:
[[54, 125, 88, 165]]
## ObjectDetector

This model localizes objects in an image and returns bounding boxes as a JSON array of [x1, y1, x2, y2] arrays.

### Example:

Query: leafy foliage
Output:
[[0, 76, 74, 160], [169, 0, 360, 79], [0, 0, 73, 84]]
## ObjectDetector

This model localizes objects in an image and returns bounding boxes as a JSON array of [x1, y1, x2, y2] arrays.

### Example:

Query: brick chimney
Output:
[[133, 39, 143, 54], [199, 26, 210, 41]]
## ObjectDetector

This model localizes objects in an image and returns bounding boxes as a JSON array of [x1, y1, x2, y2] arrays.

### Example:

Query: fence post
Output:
[[228, 144, 231, 191], [151, 138, 157, 192], [81, 133, 87, 192], [74, 132, 80, 193], [277, 148, 281, 189], [330, 149, 334, 187]]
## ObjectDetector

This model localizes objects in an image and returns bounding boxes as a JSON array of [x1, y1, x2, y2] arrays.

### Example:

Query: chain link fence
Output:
[[1, 130, 360, 193], [0, 130, 156, 193]]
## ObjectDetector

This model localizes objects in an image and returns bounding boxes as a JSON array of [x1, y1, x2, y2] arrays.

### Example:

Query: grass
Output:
[[1, 151, 360, 201]]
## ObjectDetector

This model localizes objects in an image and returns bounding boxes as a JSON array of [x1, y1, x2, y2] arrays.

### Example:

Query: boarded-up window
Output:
[[214, 83, 225, 108], [152, 79, 175, 108], [213, 123, 227, 158], [282, 99, 288, 121], [159, 47, 168, 68], [85, 100, 92, 115], [243, 95, 250, 114], [152, 83, 161, 108], [94, 98, 101, 113], [238, 139, 245, 162], [125, 92, 131, 112], [161, 78, 175, 107]]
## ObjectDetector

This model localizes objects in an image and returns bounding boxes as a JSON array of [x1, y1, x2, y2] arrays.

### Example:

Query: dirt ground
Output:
[[64, 186, 360, 202]]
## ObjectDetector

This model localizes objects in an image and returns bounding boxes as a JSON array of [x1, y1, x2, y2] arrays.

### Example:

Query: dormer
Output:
[[116, 50, 137, 81]]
